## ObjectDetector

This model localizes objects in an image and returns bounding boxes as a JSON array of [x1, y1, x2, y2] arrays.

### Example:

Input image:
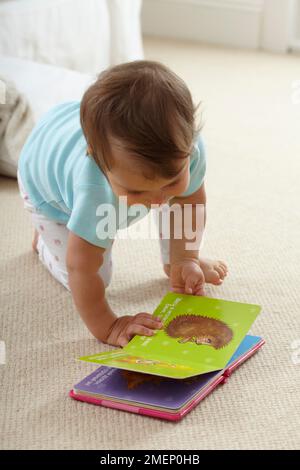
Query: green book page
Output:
[[79, 351, 202, 379], [79, 293, 261, 379]]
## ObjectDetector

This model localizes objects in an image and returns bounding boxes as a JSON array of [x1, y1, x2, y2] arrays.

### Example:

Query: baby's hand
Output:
[[105, 313, 163, 348], [169, 259, 205, 296]]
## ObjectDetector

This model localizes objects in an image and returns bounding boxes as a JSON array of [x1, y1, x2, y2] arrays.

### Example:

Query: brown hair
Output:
[[80, 60, 201, 179]]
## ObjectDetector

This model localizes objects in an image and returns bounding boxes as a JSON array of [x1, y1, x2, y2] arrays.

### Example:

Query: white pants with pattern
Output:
[[17, 170, 170, 291]]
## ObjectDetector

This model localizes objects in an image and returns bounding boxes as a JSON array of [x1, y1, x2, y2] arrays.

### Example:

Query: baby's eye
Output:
[[162, 180, 180, 191], [127, 190, 144, 195], [167, 180, 179, 187]]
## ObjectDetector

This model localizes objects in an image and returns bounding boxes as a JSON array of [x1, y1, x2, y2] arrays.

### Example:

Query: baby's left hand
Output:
[[169, 259, 205, 296]]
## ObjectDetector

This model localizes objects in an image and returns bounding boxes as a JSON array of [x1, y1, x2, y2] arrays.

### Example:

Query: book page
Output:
[[79, 293, 261, 378]]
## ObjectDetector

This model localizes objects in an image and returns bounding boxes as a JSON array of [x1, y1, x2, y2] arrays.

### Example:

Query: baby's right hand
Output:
[[105, 313, 163, 348]]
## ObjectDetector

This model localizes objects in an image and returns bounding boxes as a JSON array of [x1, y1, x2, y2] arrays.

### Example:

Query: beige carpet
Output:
[[1, 37, 300, 450]]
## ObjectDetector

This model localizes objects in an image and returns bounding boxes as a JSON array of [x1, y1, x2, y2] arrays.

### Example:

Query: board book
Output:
[[70, 293, 264, 420], [78, 293, 262, 379], [70, 335, 264, 421]]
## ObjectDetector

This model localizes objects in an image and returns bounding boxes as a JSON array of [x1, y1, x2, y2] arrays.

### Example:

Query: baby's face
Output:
[[105, 140, 190, 207]]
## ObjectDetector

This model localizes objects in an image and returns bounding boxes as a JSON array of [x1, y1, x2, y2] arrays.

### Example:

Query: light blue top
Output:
[[18, 101, 206, 249]]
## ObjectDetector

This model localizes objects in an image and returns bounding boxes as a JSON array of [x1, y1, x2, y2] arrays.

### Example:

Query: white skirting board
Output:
[[142, 0, 297, 52]]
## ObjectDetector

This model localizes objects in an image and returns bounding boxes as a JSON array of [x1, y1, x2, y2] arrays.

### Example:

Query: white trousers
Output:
[[17, 170, 170, 291]]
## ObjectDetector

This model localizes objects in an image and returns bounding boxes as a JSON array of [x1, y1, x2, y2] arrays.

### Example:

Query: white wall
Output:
[[289, 0, 300, 51], [142, 0, 297, 52]]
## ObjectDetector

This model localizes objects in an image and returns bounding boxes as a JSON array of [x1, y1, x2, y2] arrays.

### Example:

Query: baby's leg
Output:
[[32, 215, 71, 290], [32, 220, 113, 290], [17, 171, 113, 290]]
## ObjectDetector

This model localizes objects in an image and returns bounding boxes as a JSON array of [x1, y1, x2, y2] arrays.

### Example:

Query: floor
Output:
[[1, 36, 300, 449]]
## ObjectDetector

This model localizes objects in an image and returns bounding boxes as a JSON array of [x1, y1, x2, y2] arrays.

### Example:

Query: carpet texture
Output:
[[1, 38, 300, 449]]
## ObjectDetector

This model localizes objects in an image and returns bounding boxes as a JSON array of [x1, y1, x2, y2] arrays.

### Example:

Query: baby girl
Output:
[[17, 60, 228, 347]]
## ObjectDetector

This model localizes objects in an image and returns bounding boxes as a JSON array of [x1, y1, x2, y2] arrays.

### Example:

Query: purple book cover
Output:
[[74, 335, 262, 410]]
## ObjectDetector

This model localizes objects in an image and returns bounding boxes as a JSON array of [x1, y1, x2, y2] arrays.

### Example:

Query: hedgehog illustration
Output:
[[165, 315, 233, 349], [121, 370, 162, 390], [121, 370, 203, 390]]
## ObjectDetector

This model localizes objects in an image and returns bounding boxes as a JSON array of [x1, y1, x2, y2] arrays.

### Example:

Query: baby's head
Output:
[[80, 60, 201, 207]]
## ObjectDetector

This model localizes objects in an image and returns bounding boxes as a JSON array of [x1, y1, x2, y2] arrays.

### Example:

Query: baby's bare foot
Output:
[[199, 257, 228, 285], [32, 229, 39, 253], [163, 258, 228, 286]]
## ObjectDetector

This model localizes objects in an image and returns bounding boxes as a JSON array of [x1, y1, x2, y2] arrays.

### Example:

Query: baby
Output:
[[17, 60, 227, 347]]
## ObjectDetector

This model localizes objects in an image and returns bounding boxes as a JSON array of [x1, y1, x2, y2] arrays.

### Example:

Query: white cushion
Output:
[[0, 56, 94, 122], [0, 57, 94, 177]]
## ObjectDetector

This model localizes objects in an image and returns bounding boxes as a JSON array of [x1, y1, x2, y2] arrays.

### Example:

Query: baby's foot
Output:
[[163, 258, 228, 285], [198, 257, 228, 285], [32, 229, 39, 254]]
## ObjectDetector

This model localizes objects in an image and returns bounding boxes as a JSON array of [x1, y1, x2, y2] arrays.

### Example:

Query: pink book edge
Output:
[[69, 338, 265, 421]]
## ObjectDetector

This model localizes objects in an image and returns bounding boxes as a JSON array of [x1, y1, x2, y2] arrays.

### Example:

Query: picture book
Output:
[[79, 293, 261, 379], [70, 335, 265, 421]]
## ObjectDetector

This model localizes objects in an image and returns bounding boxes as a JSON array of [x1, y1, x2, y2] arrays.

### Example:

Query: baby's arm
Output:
[[169, 183, 206, 263], [66, 232, 162, 346], [167, 183, 206, 295]]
